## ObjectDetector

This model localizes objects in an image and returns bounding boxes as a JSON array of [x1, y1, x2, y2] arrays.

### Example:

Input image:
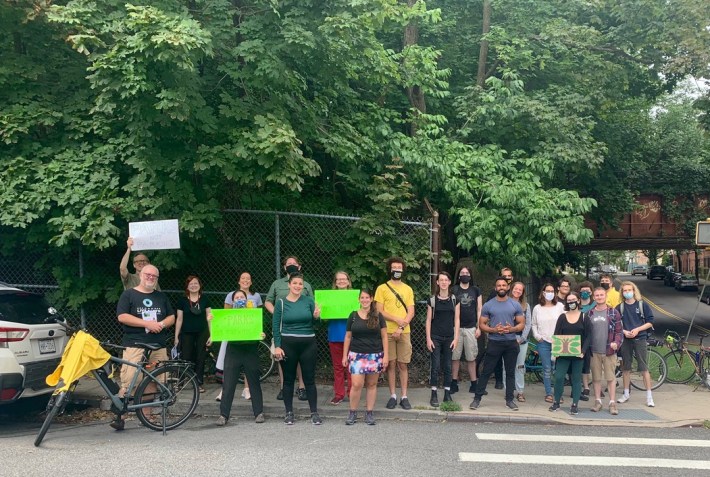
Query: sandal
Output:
[[545, 395, 553, 403], [517, 393, 526, 403], [199, 386, 205, 393]]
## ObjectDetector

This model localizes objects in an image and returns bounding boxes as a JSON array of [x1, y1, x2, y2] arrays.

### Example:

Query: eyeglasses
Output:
[[559, 285, 570, 288], [566, 301, 578, 305], [142, 273, 159, 280], [503, 275, 513, 279]]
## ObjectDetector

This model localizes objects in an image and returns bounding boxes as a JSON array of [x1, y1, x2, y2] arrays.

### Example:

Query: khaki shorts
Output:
[[387, 333, 412, 364], [590, 353, 617, 382], [452, 327, 478, 361], [120, 346, 169, 396]]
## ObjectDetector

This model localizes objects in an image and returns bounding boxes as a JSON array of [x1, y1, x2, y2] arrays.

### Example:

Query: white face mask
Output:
[[544, 292, 555, 301]]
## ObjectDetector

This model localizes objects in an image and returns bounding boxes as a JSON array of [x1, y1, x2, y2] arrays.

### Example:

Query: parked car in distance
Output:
[[699, 286, 710, 305], [632, 265, 648, 276], [0, 284, 68, 404], [675, 274, 699, 291], [647, 265, 666, 280], [664, 270, 681, 287]]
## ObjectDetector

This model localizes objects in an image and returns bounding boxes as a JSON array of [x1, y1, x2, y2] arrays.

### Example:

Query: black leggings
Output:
[[220, 342, 263, 419], [280, 336, 317, 413], [180, 329, 209, 385]]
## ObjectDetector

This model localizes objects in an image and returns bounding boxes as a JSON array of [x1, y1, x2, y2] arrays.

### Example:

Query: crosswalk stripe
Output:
[[458, 453, 710, 470], [476, 433, 710, 448]]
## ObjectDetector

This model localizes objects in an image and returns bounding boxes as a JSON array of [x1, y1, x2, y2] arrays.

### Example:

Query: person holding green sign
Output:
[[327, 271, 353, 405], [549, 292, 591, 415], [210, 289, 265, 426], [272, 273, 322, 425]]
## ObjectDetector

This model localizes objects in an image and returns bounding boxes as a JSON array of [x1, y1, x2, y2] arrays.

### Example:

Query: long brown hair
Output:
[[360, 289, 380, 329], [511, 281, 528, 312], [184, 275, 203, 298]]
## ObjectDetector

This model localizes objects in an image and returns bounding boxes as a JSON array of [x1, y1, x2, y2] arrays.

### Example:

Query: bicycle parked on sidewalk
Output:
[[662, 330, 710, 388], [35, 318, 199, 447], [613, 335, 667, 391], [203, 340, 276, 384]]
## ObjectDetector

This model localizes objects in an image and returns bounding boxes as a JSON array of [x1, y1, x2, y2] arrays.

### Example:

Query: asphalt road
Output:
[[623, 274, 710, 344], [2, 418, 709, 476]]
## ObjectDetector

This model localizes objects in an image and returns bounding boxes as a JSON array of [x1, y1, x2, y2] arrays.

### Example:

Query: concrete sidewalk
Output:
[[71, 375, 710, 428]]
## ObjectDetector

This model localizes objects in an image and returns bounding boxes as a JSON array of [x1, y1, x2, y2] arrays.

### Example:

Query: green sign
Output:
[[314, 289, 360, 320], [552, 335, 582, 357], [210, 308, 263, 341]]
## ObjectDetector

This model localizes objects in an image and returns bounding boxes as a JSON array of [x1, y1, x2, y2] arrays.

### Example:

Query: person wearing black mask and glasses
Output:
[[451, 266, 482, 394]]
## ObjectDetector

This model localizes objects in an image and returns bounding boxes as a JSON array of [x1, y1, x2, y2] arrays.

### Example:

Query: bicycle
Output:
[[35, 319, 199, 447], [524, 339, 543, 383], [662, 330, 710, 388], [613, 336, 667, 391], [203, 340, 276, 384]]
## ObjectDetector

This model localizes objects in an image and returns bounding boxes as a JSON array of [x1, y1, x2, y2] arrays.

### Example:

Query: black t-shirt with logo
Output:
[[116, 288, 174, 347], [452, 284, 480, 328]]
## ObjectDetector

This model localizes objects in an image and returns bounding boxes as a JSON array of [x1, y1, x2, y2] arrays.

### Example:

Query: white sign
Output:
[[129, 219, 181, 251]]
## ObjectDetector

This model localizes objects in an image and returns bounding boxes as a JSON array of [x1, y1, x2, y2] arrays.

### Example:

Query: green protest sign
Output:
[[210, 308, 263, 341], [552, 335, 582, 357], [314, 289, 360, 320]]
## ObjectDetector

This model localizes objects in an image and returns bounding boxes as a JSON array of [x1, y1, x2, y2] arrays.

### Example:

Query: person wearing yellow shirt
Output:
[[374, 257, 415, 410], [600, 275, 621, 308]]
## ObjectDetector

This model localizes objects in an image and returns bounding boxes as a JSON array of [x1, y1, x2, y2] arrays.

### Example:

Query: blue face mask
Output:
[[235, 299, 247, 308], [580, 291, 591, 300]]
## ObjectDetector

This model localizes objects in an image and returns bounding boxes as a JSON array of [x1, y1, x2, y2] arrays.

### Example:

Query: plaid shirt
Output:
[[583, 306, 623, 356]]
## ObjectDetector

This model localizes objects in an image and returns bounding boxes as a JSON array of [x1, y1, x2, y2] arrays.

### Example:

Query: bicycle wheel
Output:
[[525, 349, 543, 383], [700, 353, 710, 389], [663, 350, 696, 384], [34, 391, 67, 447], [629, 349, 666, 390], [134, 364, 199, 431], [237, 341, 275, 383]]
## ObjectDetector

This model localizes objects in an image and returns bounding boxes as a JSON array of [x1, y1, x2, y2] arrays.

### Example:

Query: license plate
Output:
[[39, 338, 56, 355]]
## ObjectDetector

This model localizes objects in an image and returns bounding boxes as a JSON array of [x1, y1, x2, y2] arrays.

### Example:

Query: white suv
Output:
[[0, 284, 69, 404]]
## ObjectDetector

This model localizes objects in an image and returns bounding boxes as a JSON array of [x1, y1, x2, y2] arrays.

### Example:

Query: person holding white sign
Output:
[[119, 237, 160, 291]]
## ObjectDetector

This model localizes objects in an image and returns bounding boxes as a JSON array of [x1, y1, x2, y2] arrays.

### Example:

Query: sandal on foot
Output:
[[544, 395, 554, 403], [517, 393, 526, 402]]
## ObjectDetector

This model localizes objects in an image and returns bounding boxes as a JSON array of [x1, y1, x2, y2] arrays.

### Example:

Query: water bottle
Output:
[[696, 350, 701, 365]]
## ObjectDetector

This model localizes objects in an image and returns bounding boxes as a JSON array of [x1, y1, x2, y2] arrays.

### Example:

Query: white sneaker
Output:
[[646, 399, 655, 407], [216, 390, 222, 402], [617, 394, 630, 403], [242, 388, 251, 400]]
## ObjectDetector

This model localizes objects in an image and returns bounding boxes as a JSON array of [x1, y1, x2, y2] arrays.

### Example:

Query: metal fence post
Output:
[[274, 213, 281, 280]]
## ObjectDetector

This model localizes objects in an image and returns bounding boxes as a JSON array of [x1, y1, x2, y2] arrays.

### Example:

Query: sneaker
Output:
[[647, 399, 655, 408], [443, 390, 453, 402], [495, 381, 504, 390], [549, 402, 560, 412], [450, 380, 459, 394], [469, 398, 481, 410], [591, 401, 603, 412], [570, 404, 579, 415], [505, 400, 519, 411], [385, 397, 397, 409], [242, 388, 251, 401], [215, 390, 222, 402], [276, 389, 284, 401], [579, 392, 589, 402], [581, 388, 590, 397], [254, 413, 265, 424], [609, 402, 619, 415], [345, 410, 357, 426], [330, 396, 344, 405], [365, 411, 376, 426], [284, 411, 295, 425], [109, 417, 125, 431], [311, 412, 322, 425], [399, 397, 412, 410], [430, 390, 439, 408], [215, 415, 228, 426], [617, 394, 630, 404], [297, 388, 308, 401]]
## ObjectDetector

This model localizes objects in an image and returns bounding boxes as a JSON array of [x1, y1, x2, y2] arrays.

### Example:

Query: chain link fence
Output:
[[0, 209, 434, 383]]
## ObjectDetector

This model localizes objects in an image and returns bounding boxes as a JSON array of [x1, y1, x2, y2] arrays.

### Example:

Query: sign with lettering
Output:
[[129, 219, 181, 251], [210, 308, 263, 341], [314, 289, 360, 320]]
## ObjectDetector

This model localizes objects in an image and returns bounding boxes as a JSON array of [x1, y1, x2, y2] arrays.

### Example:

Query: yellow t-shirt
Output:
[[606, 287, 621, 308], [374, 281, 415, 334]]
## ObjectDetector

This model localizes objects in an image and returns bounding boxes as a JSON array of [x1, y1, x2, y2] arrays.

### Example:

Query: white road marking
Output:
[[475, 433, 710, 448], [458, 453, 710, 470]]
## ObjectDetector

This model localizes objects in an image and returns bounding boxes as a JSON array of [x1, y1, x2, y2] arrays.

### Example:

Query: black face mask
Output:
[[285, 265, 300, 275], [390, 270, 403, 280], [496, 289, 507, 297], [601, 283, 610, 290], [459, 276, 471, 284], [566, 302, 579, 311]]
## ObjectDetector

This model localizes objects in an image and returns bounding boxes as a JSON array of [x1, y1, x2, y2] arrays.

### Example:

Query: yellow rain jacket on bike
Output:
[[46, 331, 111, 392]]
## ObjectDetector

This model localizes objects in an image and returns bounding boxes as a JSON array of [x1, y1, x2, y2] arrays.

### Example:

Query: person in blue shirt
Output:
[[327, 271, 353, 405]]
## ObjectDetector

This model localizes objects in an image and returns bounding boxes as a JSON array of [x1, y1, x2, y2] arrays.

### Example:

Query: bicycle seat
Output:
[[134, 342, 162, 351], [698, 333, 709, 338]]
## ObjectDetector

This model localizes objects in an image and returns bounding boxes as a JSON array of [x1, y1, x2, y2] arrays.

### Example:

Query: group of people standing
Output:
[[116, 237, 656, 429]]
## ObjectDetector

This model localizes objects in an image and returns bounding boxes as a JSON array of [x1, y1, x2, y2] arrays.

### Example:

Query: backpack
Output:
[[619, 300, 646, 323], [429, 294, 457, 317]]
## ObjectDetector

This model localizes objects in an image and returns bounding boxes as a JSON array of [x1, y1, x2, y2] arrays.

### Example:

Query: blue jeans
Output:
[[537, 340, 553, 395]]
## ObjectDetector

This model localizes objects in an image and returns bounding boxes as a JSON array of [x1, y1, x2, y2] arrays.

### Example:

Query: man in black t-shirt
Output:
[[451, 266, 482, 394], [112, 264, 175, 431]]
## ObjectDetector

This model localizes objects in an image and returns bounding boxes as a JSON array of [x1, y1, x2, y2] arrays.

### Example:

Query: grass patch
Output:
[[439, 401, 462, 412], [703, 420, 710, 430]]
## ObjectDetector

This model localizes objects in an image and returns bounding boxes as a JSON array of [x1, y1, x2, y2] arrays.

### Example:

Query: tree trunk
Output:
[[404, 0, 425, 136], [476, 0, 491, 87]]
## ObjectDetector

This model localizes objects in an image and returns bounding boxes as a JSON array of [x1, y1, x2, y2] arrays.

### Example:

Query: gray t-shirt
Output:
[[481, 297, 523, 342], [590, 309, 609, 354]]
